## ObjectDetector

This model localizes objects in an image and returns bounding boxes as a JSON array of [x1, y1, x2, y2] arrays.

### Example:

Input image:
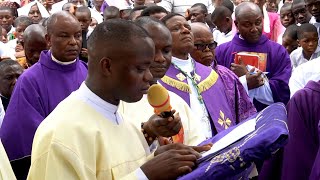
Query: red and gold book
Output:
[[234, 52, 268, 72]]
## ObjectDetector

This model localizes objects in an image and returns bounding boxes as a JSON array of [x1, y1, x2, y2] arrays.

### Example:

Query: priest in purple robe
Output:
[[160, 13, 256, 140], [215, 2, 291, 112], [281, 80, 320, 180], [0, 11, 88, 180]]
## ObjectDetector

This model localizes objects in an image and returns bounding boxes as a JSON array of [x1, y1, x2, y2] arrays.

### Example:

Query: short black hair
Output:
[[222, 0, 234, 14], [87, 19, 150, 62], [75, 6, 91, 17], [140, 5, 167, 16], [191, 3, 208, 14], [281, 2, 292, 11], [211, 6, 232, 22], [0, 59, 21, 73], [129, 6, 147, 20], [103, 6, 120, 20], [283, 24, 298, 40], [297, 23, 318, 39], [46, 11, 78, 35], [0, 6, 14, 17], [14, 16, 33, 27], [39, 17, 49, 28], [135, 16, 166, 30], [161, 13, 184, 25], [292, 0, 305, 5]]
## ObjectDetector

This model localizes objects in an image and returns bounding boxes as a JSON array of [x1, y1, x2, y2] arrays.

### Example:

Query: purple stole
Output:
[[159, 61, 237, 134]]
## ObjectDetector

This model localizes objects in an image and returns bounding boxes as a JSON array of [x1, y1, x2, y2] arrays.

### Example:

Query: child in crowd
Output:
[[282, 24, 298, 54], [7, 16, 33, 57], [290, 23, 320, 68], [75, 6, 92, 63], [278, 3, 296, 43], [0, 6, 15, 41], [89, 17, 98, 29], [292, 0, 311, 24], [0, 26, 7, 43], [211, 5, 233, 46]]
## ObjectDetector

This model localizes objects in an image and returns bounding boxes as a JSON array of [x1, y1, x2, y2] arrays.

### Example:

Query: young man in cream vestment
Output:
[[28, 19, 209, 180], [119, 17, 205, 146]]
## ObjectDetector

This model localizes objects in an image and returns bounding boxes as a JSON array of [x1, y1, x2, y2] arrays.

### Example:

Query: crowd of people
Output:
[[0, 0, 319, 179]]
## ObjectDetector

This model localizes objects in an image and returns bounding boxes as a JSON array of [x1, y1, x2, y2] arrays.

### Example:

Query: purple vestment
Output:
[[215, 34, 291, 111], [159, 60, 256, 135], [178, 103, 289, 180], [280, 80, 320, 180], [0, 50, 88, 161]]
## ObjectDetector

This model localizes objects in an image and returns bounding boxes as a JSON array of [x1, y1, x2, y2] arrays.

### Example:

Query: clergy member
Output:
[[119, 16, 205, 145], [215, 2, 291, 111], [189, 22, 255, 125], [159, 13, 256, 139], [27, 19, 209, 180], [23, 24, 48, 67], [0, 140, 15, 180], [0, 11, 88, 180], [281, 80, 320, 180]]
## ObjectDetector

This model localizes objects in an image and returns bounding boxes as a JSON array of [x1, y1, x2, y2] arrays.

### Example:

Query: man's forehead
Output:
[[292, 2, 306, 9]]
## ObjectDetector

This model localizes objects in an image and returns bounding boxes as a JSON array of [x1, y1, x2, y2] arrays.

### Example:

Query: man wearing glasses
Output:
[[159, 14, 256, 140]]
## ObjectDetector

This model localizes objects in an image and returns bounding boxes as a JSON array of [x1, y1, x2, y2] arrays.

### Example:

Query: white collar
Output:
[[51, 54, 77, 65], [171, 55, 193, 73], [75, 82, 122, 124]]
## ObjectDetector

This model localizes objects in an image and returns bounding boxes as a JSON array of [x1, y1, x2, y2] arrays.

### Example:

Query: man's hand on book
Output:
[[246, 69, 264, 90], [230, 61, 248, 77]]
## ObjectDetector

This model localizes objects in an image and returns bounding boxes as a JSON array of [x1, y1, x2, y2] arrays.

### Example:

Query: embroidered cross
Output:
[[218, 110, 231, 129]]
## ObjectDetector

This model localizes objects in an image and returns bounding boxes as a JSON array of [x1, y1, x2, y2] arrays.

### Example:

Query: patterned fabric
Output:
[[178, 103, 289, 180]]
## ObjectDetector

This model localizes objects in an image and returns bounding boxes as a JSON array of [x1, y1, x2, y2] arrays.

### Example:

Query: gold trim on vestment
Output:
[[161, 75, 191, 93], [198, 70, 219, 93]]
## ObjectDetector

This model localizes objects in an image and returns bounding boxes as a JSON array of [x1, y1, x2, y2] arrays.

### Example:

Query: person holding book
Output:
[[215, 2, 291, 112], [290, 23, 320, 68], [159, 13, 256, 140]]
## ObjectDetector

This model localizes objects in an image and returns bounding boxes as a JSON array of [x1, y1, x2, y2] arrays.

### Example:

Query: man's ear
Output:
[[100, 57, 112, 76], [226, 16, 231, 22], [45, 33, 51, 47], [234, 20, 238, 29]]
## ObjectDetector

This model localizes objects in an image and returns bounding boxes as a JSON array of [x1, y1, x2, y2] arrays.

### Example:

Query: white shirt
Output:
[[171, 56, 212, 139], [0, 98, 4, 128], [89, 8, 103, 24], [157, 0, 215, 15], [290, 46, 320, 68], [74, 82, 148, 180], [239, 66, 274, 105], [213, 29, 233, 46], [289, 57, 320, 97]]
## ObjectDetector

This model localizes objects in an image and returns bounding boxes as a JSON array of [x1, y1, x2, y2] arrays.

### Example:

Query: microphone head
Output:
[[147, 84, 172, 114]]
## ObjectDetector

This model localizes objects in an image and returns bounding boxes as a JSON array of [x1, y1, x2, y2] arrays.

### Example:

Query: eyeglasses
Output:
[[194, 42, 217, 51]]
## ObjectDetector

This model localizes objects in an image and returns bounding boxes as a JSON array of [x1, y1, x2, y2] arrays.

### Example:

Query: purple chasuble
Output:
[[280, 80, 320, 180], [215, 33, 291, 111], [160, 61, 255, 134], [0, 50, 88, 161]]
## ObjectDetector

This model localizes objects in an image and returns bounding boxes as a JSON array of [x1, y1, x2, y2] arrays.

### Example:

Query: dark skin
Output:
[[188, 6, 207, 23], [28, 4, 42, 24], [305, 0, 320, 22], [24, 26, 48, 66], [134, 0, 145, 6], [86, 25, 209, 179], [0, 64, 24, 98], [212, 15, 232, 34], [75, 11, 91, 58], [93, 0, 103, 11], [190, 23, 216, 66], [165, 16, 194, 60], [280, 6, 295, 28], [282, 35, 298, 54], [233, 3, 265, 89], [46, 12, 82, 62], [292, 2, 312, 24], [298, 31, 319, 60], [0, 9, 14, 33]]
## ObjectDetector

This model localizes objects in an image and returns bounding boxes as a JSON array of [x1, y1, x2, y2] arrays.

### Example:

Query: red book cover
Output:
[[234, 52, 268, 72]]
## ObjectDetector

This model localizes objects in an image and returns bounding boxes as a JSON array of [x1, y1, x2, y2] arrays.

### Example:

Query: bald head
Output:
[[46, 11, 79, 35], [235, 2, 262, 20], [191, 22, 212, 39], [87, 19, 152, 65], [24, 24, 46, 43]]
